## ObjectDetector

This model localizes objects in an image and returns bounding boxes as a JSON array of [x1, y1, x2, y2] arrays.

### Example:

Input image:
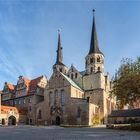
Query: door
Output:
[[56, 116, 60, 125], [8, 116, 16, 125]]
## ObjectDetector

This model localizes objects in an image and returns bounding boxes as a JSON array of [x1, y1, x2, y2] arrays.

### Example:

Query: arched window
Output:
[[49, 91, 52, 107], [75, 73, 77, 78], [90, 58, 93, 63], [59, 68, 62, 72], [97, 57, 100, 62], [60, 90, 65, 106], [87, 97, 90, 103], [38, 110, 42, 119], [55, 90, 58, 98], [71, 74, 73, 79], [90, 67, 93, 73], [98, 67, 100, 71]]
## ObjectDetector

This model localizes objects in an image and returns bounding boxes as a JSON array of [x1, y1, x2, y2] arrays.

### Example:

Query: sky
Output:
[[0, 0, 140, 89]]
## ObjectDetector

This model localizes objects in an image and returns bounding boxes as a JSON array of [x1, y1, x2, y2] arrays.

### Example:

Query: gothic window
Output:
[[98, 67, 100, 71], [77, 107, 81, 118], [87, 97, 90, 103], [59, 68, 62, 72], [29, 106, 32, 112], [75, 73, 77, 78], [71, 74, 73, 79], [97, 57, 100, 62], [38, 110, 42, 119], [54, 90, 58, 105], [71, 68, 73, 72], [90, 67, 93, 73], [55, 90, 58, 98], [90, 58, 93, 63], [49, 91, 52, 107], [60, 90, 65, 106]]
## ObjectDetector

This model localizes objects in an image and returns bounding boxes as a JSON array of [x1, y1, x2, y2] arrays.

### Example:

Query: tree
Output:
[[111, 57, 140, 109]]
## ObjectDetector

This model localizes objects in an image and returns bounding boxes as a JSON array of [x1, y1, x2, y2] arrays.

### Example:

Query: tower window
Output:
[[98, 67, 100, 71], [71, 74, 73, 79], [87, 97, 90, 103], [71, 68, 73, 72], [59, 68, 62, 72], [97, 57, 100, 62], [75, 73, 77, 78], [60, 90, 65, 106], [90, 58, 93, 63], [90, 67, 93, 73]]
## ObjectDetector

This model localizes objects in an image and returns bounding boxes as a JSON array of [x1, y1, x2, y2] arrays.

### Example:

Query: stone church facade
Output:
[[35, 11, 116, 125]]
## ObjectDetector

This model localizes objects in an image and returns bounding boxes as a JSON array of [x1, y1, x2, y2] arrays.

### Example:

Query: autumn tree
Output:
[[111, 57, 140, 109]]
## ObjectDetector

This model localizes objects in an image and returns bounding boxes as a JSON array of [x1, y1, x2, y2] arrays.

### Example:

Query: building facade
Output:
[[35, 11, 116, 125], [1, 75, 48, 125]]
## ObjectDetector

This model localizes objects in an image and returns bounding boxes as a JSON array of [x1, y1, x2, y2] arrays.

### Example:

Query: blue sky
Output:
[[0, 0, 140, 89]]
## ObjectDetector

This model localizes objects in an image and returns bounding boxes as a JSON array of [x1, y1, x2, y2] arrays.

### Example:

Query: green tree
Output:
[[111, 57, 140, 109]]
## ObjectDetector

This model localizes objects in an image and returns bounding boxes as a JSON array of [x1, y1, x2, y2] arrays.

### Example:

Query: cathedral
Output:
[[35, 10, 116, 125], [0, 11, 116, 126]]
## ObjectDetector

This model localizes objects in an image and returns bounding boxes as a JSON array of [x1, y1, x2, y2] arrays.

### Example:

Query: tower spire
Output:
[[56, 30, 63, 65], [88, 9, 103, 55]]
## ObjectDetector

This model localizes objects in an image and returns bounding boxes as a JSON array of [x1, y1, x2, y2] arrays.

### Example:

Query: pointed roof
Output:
[[88, 9, 103, 55], [55, 30, 64, 65]]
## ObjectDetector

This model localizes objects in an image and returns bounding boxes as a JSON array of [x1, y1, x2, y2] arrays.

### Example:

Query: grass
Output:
[[108, 123, 140, 131]]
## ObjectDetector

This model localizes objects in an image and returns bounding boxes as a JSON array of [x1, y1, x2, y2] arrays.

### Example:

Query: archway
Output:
[[8, 116, 16, 125], [56, 116, 60, 125]]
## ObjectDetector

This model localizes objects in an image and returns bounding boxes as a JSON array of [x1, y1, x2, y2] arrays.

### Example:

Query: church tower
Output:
[[85, 10, 104, 74], [53, 30, 68, 74]]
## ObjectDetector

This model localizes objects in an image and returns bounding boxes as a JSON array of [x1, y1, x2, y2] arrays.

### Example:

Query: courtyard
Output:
[[0, 125, 140, 140]]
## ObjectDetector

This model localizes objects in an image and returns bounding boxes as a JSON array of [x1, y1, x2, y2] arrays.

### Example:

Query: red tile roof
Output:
[[22, 77, 31, 87], [1, 105, 18, 114], [7, 83, 16, 91], [29, 76, 43, 91], [1, 106, 26, 115]]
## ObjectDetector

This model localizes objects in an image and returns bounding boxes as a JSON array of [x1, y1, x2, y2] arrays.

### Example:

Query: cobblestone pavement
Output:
[[0, 125, 140, 140]]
